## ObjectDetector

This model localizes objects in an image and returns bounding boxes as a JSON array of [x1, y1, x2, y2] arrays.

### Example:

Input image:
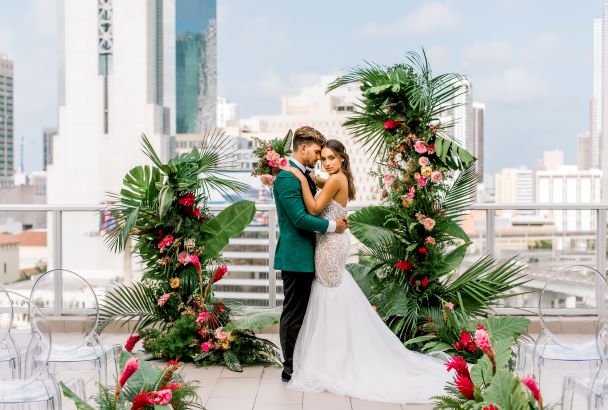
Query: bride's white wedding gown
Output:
[[288, 199, 451, 404]]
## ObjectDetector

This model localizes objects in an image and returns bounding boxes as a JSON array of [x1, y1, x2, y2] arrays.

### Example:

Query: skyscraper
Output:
[[592, 18, 602, 170], [48, 0, 175, 277], [0, 54, 14, 187], [601, 3, 608, 199], [472, 102, 485, 183], [42, 127, 57, 171], [577, 131, 591, 170], [176, 0, 217, 133]]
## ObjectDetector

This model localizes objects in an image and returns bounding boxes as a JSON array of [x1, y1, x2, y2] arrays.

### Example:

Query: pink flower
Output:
[[278, 157, 289, 169], [215, 327, 229, 341], [157, 256, 171, 266], [445, 356, 469, 377], [148, 389, 172, 405], [417, 176, 427, 187], [428, 143, 436, 154], [422, 217, 436, 231], [265, 150, 280, 162], [418, 156, 430, 167], [167, 382, 183, 391], [177, 251, 191, 265], [521, 375, 541, 400], [383, 174, 395, 187], [474, 328, 493, 356], [157, 234, 174, 252], [414, 140, 428, 154], [381, 188, 388, 198], [425, 236, 436, 245], [201, 341, 213, 352], [260, 174, 275, 186], [430, 171, 443, 183], [196, 311, 209, 323], [384, 120, 402, 130], [477, 323, 486, 330], [157, 293, 174, 307], [119, 357, 140, 387], [124, 335, 140, 353], [445, 302, 455, 310], [268, 159, 279, 168], [189, 254, 201, 273], [372, 305, 378, 313]]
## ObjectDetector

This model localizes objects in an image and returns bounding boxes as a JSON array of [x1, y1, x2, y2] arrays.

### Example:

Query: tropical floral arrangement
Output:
[[329, 51, 528, 346], [98, 131, 280, 371], [251, 130, 293, 187], [433, 320, 548, 410], [61, 353, 204, 409]]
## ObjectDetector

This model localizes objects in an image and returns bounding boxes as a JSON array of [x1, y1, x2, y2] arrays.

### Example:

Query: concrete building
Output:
[[227, 75, 379, 203], [495, 167, 534, 204], [577, 132, 592, 170], [0, 235, 20, 284], [543, 149, 564, 171], [217, 97, 237, 128], [592, 18, 602, 171], [0, 54, 14, 188], [43, 127, 57, 171], [472, 103, 485, 183]]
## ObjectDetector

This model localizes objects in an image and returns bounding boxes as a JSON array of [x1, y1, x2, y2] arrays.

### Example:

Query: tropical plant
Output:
[[251, 129, 293, 189], [98, 131, 280, 370], [61, 352, 204, 410], [432, 323, 553, 410], [330, 50, 529, 344]]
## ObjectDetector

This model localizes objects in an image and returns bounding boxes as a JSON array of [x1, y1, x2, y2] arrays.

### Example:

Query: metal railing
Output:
[[0, 203, 606, 314]]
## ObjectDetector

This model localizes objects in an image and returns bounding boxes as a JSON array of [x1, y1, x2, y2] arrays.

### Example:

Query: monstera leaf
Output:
[[199, 200, 256, 260], [348, 206, 397, 248]]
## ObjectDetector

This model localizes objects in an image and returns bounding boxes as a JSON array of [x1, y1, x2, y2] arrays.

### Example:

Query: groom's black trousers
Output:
[[280, 270, 315, 374]]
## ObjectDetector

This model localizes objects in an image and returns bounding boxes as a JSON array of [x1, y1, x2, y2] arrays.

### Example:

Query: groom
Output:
[[273, 126, 348, 382]]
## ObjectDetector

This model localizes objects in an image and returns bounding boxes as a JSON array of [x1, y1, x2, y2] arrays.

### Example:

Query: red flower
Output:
[[178, 193, 196, 207], [167, 382, 183, 391], [213, 265, 228, 283], [119, 358, 140, 387], [467, 341, 477, 353], [445, 356, 469, 378], [193, 208, 201, 219], [458, 331, 472, 344], [216, 302, 225, 313], [131, 390, 154, 410], [476, 323, 486, 330], [428, 143, 436, 154], [167, 358, 180, 367], [455, 373, 475, 399], [189, 254, 201, 273], [421, 277, 429, 288], [125, 335, 140, 353], [483, 405, 499, 410], [454, 341, 463, 350], [522, 375, 541, 402], [383, 119, 402, 130], [418, 246, 427, 255], [157, 234, 174, 252], [394, 260, 413, 271]]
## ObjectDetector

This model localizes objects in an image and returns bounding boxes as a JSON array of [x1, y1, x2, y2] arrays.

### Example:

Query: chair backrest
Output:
[[30, 269, 99, 350], [0, 287, 13, 343], [2, 291, 51, 381], [538, 264, 607, 350]]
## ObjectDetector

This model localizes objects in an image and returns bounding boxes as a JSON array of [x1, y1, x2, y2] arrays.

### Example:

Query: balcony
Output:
[[0, 202, 603, 409]]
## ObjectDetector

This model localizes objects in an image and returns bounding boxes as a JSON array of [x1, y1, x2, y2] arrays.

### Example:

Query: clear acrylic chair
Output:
[[0, 290, 85, 409], [0, 286, 19, 378], [561, 267, 608, 409], [517, 265, 606, 395], [29, 269, 121, 385]]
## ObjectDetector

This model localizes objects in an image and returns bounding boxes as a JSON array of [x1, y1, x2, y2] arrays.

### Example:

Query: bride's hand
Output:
[[285, 165, 306, 182]]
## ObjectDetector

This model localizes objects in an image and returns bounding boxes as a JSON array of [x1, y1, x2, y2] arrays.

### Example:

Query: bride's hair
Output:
[[325, 139, 356, 201]]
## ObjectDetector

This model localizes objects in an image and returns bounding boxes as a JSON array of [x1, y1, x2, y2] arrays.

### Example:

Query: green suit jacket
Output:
[[273, 161, 329, 272]]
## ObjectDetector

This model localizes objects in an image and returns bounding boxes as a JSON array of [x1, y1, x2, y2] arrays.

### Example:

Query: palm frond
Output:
[[441, 163, 478, 222], [97, 282, 161, 334]]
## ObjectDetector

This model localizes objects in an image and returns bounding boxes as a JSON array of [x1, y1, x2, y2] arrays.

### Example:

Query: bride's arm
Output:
[[286, 168, 340, 215]]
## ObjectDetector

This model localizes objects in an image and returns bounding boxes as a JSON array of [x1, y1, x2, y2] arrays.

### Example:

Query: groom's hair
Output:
[[293, 126, 326, 151]]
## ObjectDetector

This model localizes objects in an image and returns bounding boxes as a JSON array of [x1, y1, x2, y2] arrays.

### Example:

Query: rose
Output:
[[401, 197, 413, 207], [170, 277, 180, 289], [177, 251, 190, 265], [196, 311, 209, 323], [394, 260, 413, 270], [414, 140, 428, 154], [268, 159, 279, 168], [265, 150, 280, 162], [422, 217, 435, 231], [430, 171, 442, 183], [418, 156, 430, 167], [384, 119, 402, 130], [421, 166, 432, 178], [383, 174, 395, 187], [278, 157, 289, 169], [200, 341, 213, 352], [215, 327, 229, 341], [417, 176, 427, 187], [221, 339, 231, 350], [260, 174, 275, 186], [125, 335, 140, 353]]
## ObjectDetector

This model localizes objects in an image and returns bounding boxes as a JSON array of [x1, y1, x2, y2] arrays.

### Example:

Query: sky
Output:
[[0, 0, 604, 175]]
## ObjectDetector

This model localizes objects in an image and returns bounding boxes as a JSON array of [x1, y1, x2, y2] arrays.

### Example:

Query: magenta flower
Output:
[[414, 140, 428, 154], [189, 254, 201, 273], [148, 389, 172, 405], [119, 357, 140, 387], [196, 311, 209, 323], [177, 251, 190, 265]]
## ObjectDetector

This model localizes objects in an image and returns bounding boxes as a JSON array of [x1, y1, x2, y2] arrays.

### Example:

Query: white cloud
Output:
[[357, 1, 461, 39], [474, 67, 548, 105]]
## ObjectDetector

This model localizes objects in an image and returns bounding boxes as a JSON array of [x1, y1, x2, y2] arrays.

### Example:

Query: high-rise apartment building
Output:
[[176, 0, 217, 132], [495, 167, 534, 204], [0, 54, 14, 187], [472, 103, 485, 183], [43, 127, 57, 171], [577, 132, 592, 170]]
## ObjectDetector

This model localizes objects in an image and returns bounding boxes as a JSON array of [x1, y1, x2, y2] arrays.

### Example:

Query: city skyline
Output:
[[0, 0, 605, 175]]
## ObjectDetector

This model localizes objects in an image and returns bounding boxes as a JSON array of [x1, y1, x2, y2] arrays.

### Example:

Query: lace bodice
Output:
[[315, 200, 350, 288]]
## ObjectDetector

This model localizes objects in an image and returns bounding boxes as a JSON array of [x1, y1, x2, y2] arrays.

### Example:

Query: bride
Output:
[[285, 139, 450, 404]]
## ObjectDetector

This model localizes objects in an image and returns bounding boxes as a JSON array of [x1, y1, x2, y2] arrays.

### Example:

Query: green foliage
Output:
[[332, 50, 529, 347]]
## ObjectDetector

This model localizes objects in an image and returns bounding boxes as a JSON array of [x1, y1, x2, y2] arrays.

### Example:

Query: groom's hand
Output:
[[335, 216, 348, 234]]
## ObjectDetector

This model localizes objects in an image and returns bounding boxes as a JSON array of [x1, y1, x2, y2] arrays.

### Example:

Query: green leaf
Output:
[[199, 201, 256, 260], [470, 355, 492, 388], [437, 244, 469, 274], [60, 382, 95, 410], [154, 406, 172, 410], [346, 206, 397, 248], [442, 220, 470, 242], [224, 307, 281, 332], [481, 316, 531, 343], [403, 334, 436, 347], [223, 350, 243, 372], [158, 185, 174, 219], [97, 282, 160, 334], [282, 129, 293, 152], [483, 369, 529, 410]]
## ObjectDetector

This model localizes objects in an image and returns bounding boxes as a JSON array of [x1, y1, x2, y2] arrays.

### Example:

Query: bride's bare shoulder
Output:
[[327, 173, 348, 187]]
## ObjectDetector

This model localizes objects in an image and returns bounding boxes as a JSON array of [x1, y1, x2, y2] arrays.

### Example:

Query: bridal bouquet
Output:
[[99, 131, 280, 371], [61, 353, 204, 410], [251, 130, 293, 187]]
